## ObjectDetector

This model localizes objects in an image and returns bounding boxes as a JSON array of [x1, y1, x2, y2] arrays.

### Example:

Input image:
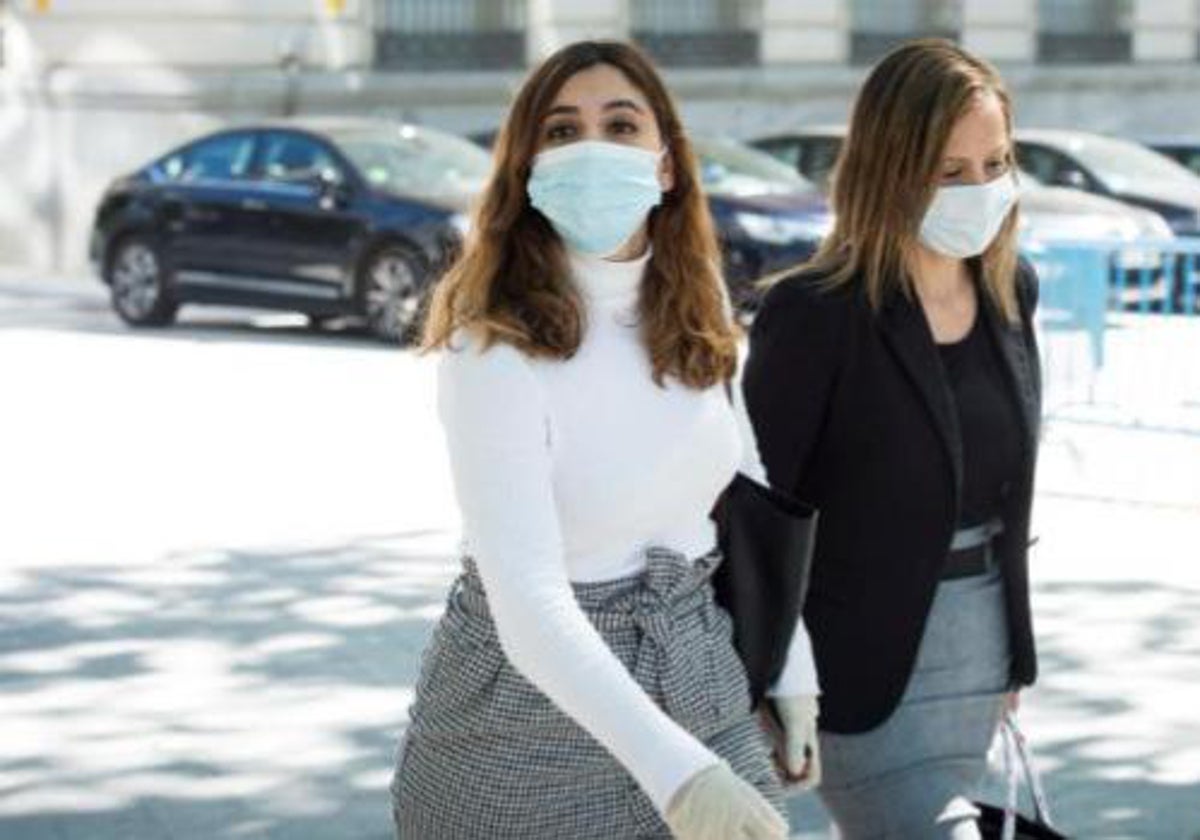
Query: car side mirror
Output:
[[312, 168, 351, 209]]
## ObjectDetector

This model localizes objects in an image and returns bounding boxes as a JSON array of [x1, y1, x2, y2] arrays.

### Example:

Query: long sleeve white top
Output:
[[437, 248, 819, 816]]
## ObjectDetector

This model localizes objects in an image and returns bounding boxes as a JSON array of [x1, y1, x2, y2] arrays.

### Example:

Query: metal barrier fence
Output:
[[1026, 238, 1200, 433]]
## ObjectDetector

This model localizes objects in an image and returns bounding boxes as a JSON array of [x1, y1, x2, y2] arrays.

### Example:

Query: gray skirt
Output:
[[817, 568, 1011, 839], [390, 546, 785, 839]]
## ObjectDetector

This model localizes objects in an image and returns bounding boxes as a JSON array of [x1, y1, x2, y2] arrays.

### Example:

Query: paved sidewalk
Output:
[[2, 279, 1199, 838]]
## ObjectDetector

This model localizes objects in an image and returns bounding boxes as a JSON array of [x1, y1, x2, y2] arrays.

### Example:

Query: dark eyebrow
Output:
[[543, 99, 646, 120], [603, 99, 645, 114]]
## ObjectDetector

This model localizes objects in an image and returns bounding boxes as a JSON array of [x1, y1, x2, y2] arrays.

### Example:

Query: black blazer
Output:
[[743, 260, 1042, 734]]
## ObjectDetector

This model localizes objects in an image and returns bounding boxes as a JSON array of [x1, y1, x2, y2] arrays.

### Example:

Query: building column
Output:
[[962, 0, 1036, 63], [1133, 0, 1196, 61], [525, 0, 629, 65], [759, 0, 848, 65], [325, 0, 373, 70]]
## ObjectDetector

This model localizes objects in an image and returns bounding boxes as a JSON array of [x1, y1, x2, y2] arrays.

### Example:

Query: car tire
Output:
[[107, 235, 178, 327], [361, 243, 426, 345]]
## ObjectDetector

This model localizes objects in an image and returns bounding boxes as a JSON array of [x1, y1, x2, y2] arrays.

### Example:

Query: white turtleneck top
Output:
[[437, 249, 818, 815]]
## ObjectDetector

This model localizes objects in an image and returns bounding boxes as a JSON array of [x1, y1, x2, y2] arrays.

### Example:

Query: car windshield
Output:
[[692, 137, 816, 197], [329, 125, 491, 203], [1065, 135, 1196, 187]]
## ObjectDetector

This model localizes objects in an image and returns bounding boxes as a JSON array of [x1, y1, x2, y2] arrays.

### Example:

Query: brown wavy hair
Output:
[[420, 40, 737, 388], [807, 39, 1021, 322]]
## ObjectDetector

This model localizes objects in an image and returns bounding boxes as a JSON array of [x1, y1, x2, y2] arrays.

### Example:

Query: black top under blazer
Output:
[[742, 259, 1042, 734]]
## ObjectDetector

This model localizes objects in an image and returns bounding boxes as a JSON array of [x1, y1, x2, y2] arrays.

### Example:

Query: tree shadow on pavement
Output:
[[5, 549, 1200, 840], [983, 580, 1200, 839], [786, 579, 1200, 840], [0, 531, 459, 839]]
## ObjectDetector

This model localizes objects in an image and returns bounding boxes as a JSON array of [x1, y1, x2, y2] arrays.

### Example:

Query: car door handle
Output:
[[241, 198, 269, 211]]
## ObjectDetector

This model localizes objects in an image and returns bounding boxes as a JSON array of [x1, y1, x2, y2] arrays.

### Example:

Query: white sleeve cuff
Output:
[[766, 613, 820, 698]]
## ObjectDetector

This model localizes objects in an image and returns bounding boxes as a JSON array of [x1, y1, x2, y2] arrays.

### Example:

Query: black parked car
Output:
[[90, 118, 489, 341], [691, 136, 832, 309]]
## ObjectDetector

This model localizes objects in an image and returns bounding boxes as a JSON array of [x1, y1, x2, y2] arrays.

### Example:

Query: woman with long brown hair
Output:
[[389, 40, 820, 839], [744, 40, 1042, 838]]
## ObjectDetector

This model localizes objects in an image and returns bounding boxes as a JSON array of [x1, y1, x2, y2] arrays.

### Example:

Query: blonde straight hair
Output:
[[807, 39, 1021, 322]]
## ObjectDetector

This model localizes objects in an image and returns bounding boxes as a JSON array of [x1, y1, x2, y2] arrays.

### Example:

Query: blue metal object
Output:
[[1025, 240, 1113, 369], [1023, 237, 1200, 432]]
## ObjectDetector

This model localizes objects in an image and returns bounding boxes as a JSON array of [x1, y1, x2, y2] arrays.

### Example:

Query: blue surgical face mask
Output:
[[527, 140, 664, 257], [919, 174, 1017, 259]]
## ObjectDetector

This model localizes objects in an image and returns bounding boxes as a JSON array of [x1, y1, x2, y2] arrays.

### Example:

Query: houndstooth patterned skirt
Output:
[[390, 546, 786, 839]]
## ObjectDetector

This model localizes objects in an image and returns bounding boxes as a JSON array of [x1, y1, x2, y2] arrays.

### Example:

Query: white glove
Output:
[[664, 762, 788, 840], [772, 694, 822, 789]]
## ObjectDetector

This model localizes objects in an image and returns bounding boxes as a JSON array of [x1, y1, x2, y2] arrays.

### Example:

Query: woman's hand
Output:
[[664, 762, 788, 840], [761, 694, 822, 789]]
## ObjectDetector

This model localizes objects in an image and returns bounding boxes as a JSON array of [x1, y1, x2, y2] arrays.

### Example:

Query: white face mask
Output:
[[527, 141, 664, 257], [919, 174, 1017, 259]]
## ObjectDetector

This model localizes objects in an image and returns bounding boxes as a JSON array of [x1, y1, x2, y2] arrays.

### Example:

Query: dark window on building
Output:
[[849, 0, 962, 65], [631, 0, 761, 68], [374, 0, 526, 71], [1038, 0, 1133, 63]]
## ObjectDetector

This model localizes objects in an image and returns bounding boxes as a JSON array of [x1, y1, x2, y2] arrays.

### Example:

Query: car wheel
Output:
[[107, 235, 178, 327], [362, 244, 425, 344]]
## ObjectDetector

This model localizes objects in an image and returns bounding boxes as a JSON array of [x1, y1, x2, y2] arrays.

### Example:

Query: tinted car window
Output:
[[328, 125, 490, 203], [259, 133, 342, 183], [692, 137, 817, 198], [802, 138, 842, 192], [1176, 151, 1200, 176], [160, 133, 256, 182], [756, 139, 801, 169], [1017, 144, 1070, 185]]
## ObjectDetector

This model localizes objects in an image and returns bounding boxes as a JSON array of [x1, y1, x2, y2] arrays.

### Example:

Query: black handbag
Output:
[[710, 471, 818, 707], [978, 807, 1066, 840], [977, 714, 1069, 840]]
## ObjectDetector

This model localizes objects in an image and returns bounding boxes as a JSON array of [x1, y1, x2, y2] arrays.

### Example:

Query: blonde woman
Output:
[[390, 40, 821, 839], [744, 40, 1041, 838]]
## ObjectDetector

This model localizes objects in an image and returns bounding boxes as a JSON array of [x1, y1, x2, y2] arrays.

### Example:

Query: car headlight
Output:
[[734, 212, 832, 245]]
